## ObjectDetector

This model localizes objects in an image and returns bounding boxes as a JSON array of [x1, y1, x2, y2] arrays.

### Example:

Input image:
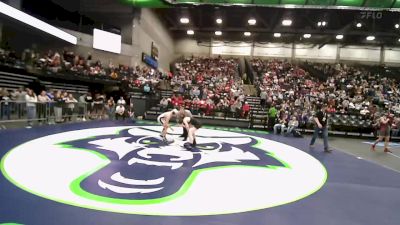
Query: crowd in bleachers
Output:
[[160, 56, 251, 118], [251, 58, 400, 135], [3, 44, 400, 133], [303, 62, 400, 115], [0, 46, 170, 94]]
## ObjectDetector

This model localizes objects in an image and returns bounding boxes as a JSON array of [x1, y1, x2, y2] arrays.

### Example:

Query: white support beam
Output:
[[0, 1, 77, 44]]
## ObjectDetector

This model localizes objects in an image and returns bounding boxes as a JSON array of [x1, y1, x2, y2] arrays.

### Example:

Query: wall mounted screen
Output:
[[93, 29, 121, 54]]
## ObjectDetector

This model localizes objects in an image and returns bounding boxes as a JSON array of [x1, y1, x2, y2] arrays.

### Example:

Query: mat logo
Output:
[[63, 128, 285, 200], [1, 126, 327, 216]]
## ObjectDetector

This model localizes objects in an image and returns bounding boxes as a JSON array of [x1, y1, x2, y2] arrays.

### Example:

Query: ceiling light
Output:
[[317, 22, 322, 27], [180, 17, 189, 24], [322, 21, 327, 26], [187, 30, 194, 35], [248, 19, 256, 25], [398, 38, 400, 42], [274, 33, 281, 38], [356, 23, 362, 28], [283, 4, 296, 9], [366, 36, 375, 41], [395, 24, 400, 29], [336, 34, 344, 40], [0, 1, 77, 44], [216, 18, 222, 24], [282, 19, 292, 26], [303, 34, 311, 39], [215, 31, 222, 36], [244, 32, 251, 36]]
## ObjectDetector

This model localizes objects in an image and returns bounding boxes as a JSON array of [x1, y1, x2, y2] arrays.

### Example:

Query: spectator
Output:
[[117, 96, 126, 105], [273, 112, 288, 135], [84, 92, 93, 118], [62, 91, 69, 119], [65, 94, 77, 121], [25, 89, 37, 128], [16, 87, 26, 118], [268, 104, 278, 129], [143, 82, 151, 95], [127, 102, 135, 120], [53, 91, 64, 123], [242, 101, 251, 118], [78, 93, 87, 121], [160, 97, 169, 112], [391, 117, 400, 137], [93, 93, 105, 119], [115, 104, 126, 120], [107, 97, 115, 119], [37, 90, 50, 122], [286, 115, 299, 136], [360, 107, 370, 116], [1, 89, 11, 120], [260, 89, 267, 109]]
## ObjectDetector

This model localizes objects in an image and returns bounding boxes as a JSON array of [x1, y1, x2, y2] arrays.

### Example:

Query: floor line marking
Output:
[[319, 142, 400, 174], [388, 152, 400, 159]]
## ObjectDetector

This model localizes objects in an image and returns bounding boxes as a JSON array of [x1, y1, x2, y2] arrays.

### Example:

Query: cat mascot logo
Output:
[[1, 126, 327, 216]]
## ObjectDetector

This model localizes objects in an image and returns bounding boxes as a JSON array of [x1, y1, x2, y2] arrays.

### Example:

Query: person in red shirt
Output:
[[242, 101, 251, 118], [199, 99, 207, 116], [177, 94, 184, 106], [134, 79, 141, 87], [326, 105, 336, 114], [206, 101, 215, 116], [371, 113, 393, 153], [171, 94, 178, 106]]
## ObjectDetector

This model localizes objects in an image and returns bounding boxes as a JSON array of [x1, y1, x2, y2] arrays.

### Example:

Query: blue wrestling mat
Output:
[[0, 120, 399, 225]]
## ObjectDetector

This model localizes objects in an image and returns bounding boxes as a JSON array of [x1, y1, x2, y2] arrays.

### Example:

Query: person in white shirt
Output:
[[37, 90, 50, 120], [25, 89, 37, 128], [117, 96, 126, 105], [65, 94, 77, 121], [160, 97, 169, 112], [260, 90, 267, 108], [115, 104, 126, 120], [286, 116, 299, 136], [360, 107, 370, 116]]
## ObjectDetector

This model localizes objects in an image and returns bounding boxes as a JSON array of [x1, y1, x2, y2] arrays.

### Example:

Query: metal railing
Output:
[[0, 101, 119, 128]]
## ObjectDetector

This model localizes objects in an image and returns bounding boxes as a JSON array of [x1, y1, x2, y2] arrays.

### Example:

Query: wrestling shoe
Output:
[[384, 148, 392, 153]]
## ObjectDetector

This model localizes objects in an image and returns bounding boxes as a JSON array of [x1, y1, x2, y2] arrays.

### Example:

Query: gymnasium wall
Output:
[[65, 8, 175, 71], [382, 47, 400, 64], [132, 8, 175, 71], [174, 39, 212, 57], [253, 43, 292, 58], [174, 38, 400, 65]]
